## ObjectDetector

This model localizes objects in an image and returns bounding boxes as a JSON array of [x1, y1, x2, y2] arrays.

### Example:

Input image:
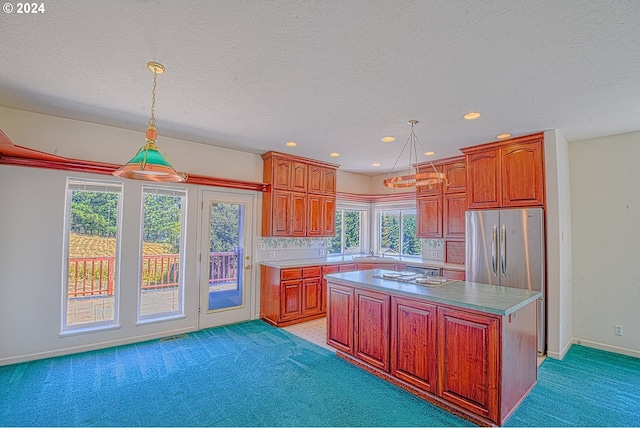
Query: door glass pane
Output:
[[139, 188, 185, 319], [208, 202, 244, 311]]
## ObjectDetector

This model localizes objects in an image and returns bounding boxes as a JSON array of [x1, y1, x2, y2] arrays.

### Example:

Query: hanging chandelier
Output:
[[113, 62, 187, 182], [383, 120, 447, 188]]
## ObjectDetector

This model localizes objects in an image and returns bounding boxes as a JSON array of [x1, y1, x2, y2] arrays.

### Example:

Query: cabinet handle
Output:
[[245, 265, 251, 270]]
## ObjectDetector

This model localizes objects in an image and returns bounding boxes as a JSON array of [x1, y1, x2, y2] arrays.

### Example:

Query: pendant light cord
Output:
[[149, 69, 157, 127]]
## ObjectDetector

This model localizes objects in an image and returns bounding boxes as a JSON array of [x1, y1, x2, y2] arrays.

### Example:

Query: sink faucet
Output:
[[369, 249, 375, 256], [381, 248, 399, 257]]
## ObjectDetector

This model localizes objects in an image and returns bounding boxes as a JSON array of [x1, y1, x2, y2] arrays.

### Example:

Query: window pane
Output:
[[379, 211, 400, 253], [139, 189, 185, 319], [328, 210, 343, 254], [401, 210, 420, 255], [343, 210, 361, 254], [65, 182, 121, 328]]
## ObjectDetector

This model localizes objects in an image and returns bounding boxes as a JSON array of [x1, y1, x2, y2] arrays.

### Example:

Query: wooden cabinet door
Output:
[[354, 289, 390, 371], [271, 190, 291, 236], [280, 279, 301, 321], [339, 263, 356, 272], [322, 196, 336, 236], [272, 157, 291, 190], [416, 165, 443, 195], [501, 140, 544, 207], [466, 149, 501, 209], [354, 262, 396, 271], [442, 269, 465, 280], [301, 276, 322, 315], [323, 168, 337, 194], [307, 194, 322, 236], [290, 192, 307, 236], [291, 161, 307, 192], [437, 307, 500, 422], [391, 297, 437, 393], [444, 193, 466, 239], [327, 283, 354, 354], [321, 265, 339, 312], [443, 159, 466, 194], [417, 196, 443, 238], [308, 165, 324, 194]]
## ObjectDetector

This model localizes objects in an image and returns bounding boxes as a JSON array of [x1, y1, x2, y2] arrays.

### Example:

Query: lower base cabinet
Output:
[[326, 281, 537, 426]]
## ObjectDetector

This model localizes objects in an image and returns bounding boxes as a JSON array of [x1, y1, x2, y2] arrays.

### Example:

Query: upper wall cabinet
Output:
[[262, 151, 338, 237], [461, 133, 545, 209]]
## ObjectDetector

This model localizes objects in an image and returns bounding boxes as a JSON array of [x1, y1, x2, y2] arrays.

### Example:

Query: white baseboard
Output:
[[546, 339, 573, 360], [0, 326, 197, 367], [572, 338, 640, 359]]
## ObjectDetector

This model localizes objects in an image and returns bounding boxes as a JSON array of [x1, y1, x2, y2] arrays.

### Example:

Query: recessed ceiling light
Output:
[[424, 151, 436, 156], [381, 136, 396, 143], [329, 152, 340, 157], [496, 133, 512, 139], [372, 163, 381, 167], [462, 112, 482, 120], [285, 141, 297, 147]]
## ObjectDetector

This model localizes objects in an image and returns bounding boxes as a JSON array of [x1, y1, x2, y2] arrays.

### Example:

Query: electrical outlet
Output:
[[319, 249, 325, 256], [430, 251, 438, 258], [259, 242, 266, 250], [614, 324, 623, 336], [268, 251, 276, 259]]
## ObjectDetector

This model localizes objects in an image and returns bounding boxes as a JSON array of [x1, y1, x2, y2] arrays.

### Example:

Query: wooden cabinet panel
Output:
[[354, 289, 390, 371], [273, 157, 291, 190], [321, 265, 340, 312], [442, 269, 465, 280], [501, 140, 544, 207], [445, 240, 465, 265], [271, 190, 291, 236], [443, 160, 466, 194], [416, 165, 443, 195], [323, 168, 337, 194], [391, 297, 437, 392], [437, 307, 500, 422], [307, 194, 322, 236], [354, 262, 396, 271], [281, 268, 303, 280], [444, 194, 466, 239], [301, 276, 322, 315], [291, 161, 307, 192], [327, 283, 354, 354], [339, 263, 356, 272], [280, 279, 301, 320], [308, 165, 323, 194], [465, 149, 501, 209], [322, 196, 336, 236], [290, 192, 307, 236], [417, 196, 443, 238]]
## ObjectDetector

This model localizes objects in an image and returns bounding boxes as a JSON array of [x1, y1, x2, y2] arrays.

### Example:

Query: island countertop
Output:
[[324, 269, 541, 316]]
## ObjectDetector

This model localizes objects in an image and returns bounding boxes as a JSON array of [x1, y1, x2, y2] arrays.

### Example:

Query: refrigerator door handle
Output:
[[501, 223, 507, 276], [492, 225, 498, 275]]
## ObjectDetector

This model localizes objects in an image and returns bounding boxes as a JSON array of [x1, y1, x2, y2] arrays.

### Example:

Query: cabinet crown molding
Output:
[[261, 151, 340, 169]]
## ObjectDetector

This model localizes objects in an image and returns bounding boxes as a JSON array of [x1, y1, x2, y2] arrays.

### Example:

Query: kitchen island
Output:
[[324, 269, 541, 427]]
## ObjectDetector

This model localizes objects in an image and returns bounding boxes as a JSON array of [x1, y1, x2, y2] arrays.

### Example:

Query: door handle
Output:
[[492, 225, 498, 276], [245, 265, 251, 270], [501, 223, 507, 276]]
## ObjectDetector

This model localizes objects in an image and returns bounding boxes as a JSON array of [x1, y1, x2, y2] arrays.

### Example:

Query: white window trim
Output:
[[371, 199, 419, 256], [332, 200, 370, 255], [61, 178, 123, 334]]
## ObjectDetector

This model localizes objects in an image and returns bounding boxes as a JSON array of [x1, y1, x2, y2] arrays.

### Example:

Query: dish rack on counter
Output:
[[373, 271, 460, 287]]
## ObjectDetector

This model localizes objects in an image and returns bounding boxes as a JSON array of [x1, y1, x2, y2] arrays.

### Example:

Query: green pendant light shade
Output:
[[113, 62, 186, 183]]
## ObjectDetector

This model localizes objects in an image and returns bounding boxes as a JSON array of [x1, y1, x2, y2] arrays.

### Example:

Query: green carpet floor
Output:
[[0, 320, 638, 426]]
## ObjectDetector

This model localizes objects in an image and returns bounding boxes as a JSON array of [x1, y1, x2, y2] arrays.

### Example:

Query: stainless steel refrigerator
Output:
[[465, 208, 545, 355]]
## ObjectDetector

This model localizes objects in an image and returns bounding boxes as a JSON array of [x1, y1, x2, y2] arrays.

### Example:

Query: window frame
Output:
[[329, 200, 370, 255], [137, 185, 188, 324], [61, 178, 123, 335], [372, 200, 421, 257]]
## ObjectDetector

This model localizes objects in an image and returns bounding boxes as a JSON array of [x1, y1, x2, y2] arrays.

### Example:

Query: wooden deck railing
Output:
[[67, 252, 238, 297]]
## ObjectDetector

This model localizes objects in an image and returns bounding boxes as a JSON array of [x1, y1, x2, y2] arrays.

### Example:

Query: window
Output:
[[375, 206, 421, 256], [138, 186, 186, 321], [329, 209, 365, 255], [63, 179, 122, 331]]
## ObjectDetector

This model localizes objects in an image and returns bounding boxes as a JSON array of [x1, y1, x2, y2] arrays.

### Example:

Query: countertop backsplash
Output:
[[258, 237, 329, 262]]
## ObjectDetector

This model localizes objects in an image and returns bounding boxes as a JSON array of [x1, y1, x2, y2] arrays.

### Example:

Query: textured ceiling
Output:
[[1, 0, 639, 175]]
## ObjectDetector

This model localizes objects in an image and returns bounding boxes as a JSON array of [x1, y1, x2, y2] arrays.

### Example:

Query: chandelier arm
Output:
[[385, 133, 413, 179]]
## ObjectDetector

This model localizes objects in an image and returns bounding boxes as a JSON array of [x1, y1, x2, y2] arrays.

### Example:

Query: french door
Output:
[[199, 190, 254, 329]]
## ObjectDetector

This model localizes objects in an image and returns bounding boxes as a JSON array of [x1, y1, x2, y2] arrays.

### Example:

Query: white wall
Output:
[[543, 130, 573, 359], [569, 131, 640, 357]]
